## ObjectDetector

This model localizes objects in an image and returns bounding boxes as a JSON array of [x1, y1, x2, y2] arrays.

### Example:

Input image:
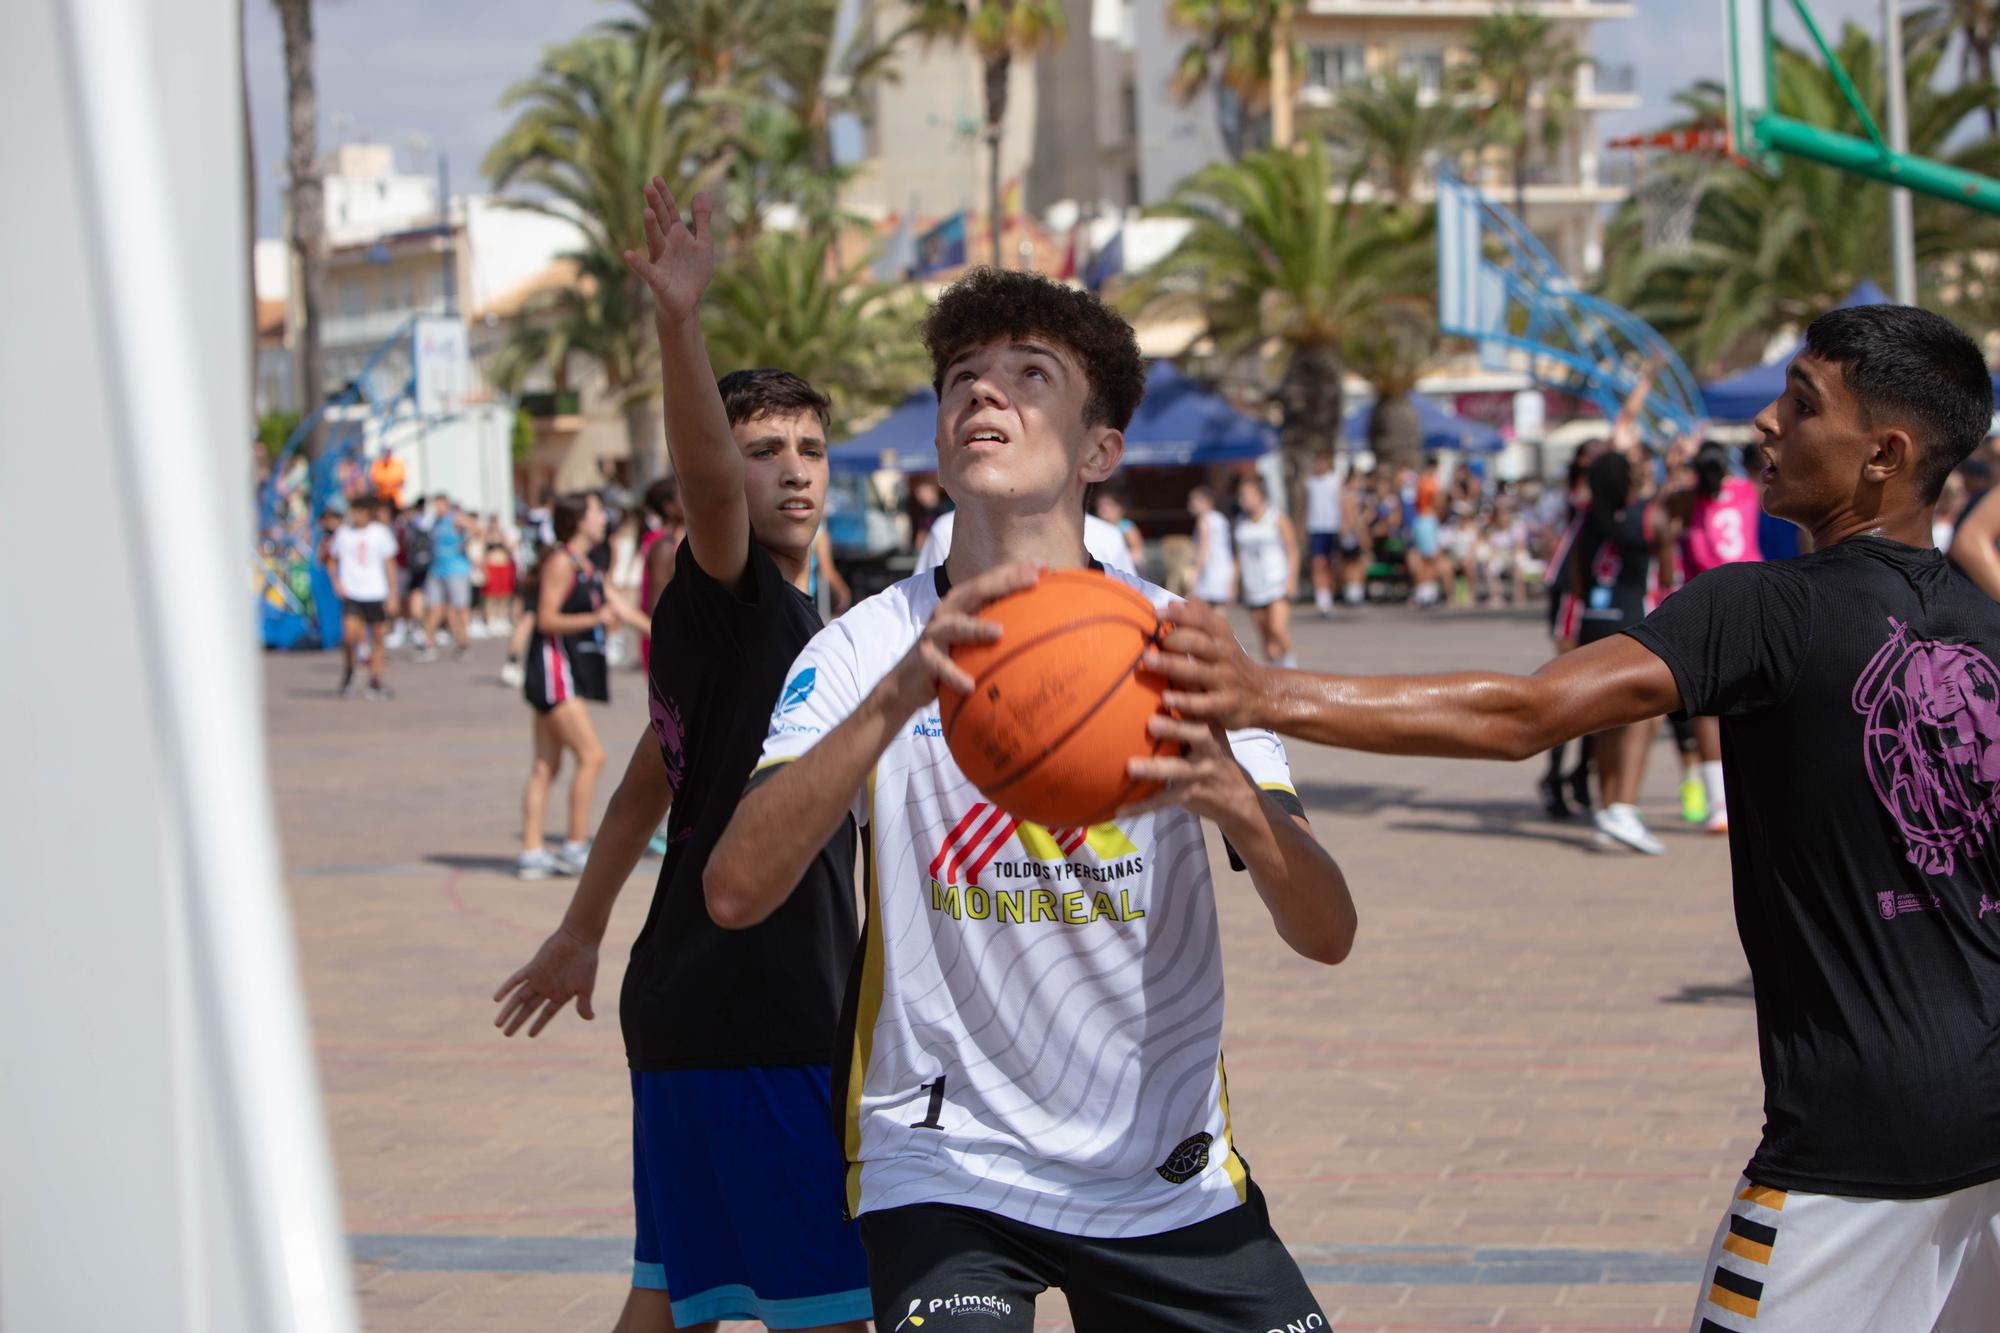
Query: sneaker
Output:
[[386, 625, 408, 650], [1568, 767, 1593, 814], [1680, 775, 1710, 824], [412, 647, 439, 663], [1593, 805, 1665, 856], [363, 683, 394, 701], [338, 666, 357, 698], [500, 659, 524, 688], [516, 848, 563, 881], [555, 839, 592, 873], [1706, 809, 1730, 836], [452, 644, 469, 662]]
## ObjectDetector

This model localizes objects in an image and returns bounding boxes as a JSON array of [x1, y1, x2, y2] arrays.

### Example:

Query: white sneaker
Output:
[[1706, 809, 1730, 836], [386, 625, 408, 650], [500, 660, 524, 687], [555, 839, 592, 873], [516, 848, 566, 881], [1593, 804, 1666, 855]]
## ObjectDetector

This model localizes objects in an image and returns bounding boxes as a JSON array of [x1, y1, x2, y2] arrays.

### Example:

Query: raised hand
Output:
[[621, 177, 715, 328], [492, 924, 600, 1038]]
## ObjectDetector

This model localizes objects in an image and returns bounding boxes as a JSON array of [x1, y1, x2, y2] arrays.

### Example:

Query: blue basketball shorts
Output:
[[631, 1064, 872, 1329]]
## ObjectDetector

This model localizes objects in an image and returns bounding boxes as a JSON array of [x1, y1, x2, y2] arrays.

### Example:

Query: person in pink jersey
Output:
[[1664, 440, 1765, 832]]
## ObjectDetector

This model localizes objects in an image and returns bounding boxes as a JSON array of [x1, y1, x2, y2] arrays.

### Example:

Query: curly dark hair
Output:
[[717, 369, 832, 431], [921, 268, 1146, 431]]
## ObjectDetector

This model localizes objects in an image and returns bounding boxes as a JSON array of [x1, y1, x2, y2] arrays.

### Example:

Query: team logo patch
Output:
[[1156, 1131, 1213, 1183], [896, 1294, 1014, 1327], [773, 666, 817, 718], [1853, 618, 2000, 876]]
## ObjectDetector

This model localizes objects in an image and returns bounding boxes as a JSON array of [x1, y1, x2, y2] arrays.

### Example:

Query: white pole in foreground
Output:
[[1883, 0, 1918, 304], [51, 2, 359, 1330]]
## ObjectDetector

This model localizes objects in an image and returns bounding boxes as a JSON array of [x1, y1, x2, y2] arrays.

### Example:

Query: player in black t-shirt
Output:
[[1140, 305, 2000, 1332], [492, 180, 868, 1333]]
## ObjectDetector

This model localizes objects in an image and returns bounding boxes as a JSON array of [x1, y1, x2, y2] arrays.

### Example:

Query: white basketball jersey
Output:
[[755, 566, 1300, 1239]]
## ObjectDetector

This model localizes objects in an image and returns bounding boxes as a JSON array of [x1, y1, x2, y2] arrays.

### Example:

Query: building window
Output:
[[1305, 43, 1368, 92], [1398, 47, 1446, 98]]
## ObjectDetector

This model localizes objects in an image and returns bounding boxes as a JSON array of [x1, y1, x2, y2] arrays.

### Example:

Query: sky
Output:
[[245, 0, 1900, 239]]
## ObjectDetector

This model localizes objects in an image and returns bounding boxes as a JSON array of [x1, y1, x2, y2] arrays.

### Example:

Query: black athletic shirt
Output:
[[1626, 536, 2000, 1198], [1573, 506, 1659, 643], [620, 537, 858, 1071]]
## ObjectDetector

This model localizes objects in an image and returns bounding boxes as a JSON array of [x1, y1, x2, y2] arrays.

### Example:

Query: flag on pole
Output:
[[1083, 227, 1123, 292], [874, 213, 916, 281], [914, 213, 968, 278]]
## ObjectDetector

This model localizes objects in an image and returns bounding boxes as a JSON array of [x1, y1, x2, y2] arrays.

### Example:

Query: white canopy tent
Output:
[[2, 2, 356, 1329]]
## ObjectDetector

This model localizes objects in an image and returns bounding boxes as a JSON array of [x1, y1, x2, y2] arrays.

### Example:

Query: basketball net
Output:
[[1609, 128, 1734, 254]]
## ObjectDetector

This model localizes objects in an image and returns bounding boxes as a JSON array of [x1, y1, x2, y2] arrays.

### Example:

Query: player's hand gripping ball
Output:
[[939, 569, 1180, 826]]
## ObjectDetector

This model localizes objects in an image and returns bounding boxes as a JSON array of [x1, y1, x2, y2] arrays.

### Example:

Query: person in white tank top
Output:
[[1186, 485, 1235, 606], [1233, 475, 1298, 666], [1303, 450, 1343, 615]]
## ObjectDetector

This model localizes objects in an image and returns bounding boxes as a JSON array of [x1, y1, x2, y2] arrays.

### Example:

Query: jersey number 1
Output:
[[909, 1075, 946, 1130]]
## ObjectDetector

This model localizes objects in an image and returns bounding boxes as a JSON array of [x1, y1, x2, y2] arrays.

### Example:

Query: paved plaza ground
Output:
[[266, 603, 1761, 1332]]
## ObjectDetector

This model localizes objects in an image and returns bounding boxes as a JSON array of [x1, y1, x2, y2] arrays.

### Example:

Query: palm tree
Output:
[[1342, 298, 1439, 471], [490, 246, 660, 484], [485, 32, 724, 484], [1320, 72, 1475, 209], [1167, 0, 1300, 160], [701, 232, 929, 434], [1597, 20, 2000, 372], [1919, 1, 2000, 133], [274, 0, 326, 452], [907, 0, 1067, 267], [1458, 6, 1584, 218], [1126, 143, 1436, 528]]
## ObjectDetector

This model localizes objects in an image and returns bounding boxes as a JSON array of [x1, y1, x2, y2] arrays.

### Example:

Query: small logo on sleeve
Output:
[[1155, 1132, 1214, 1183], [773, 666, 817, 719]]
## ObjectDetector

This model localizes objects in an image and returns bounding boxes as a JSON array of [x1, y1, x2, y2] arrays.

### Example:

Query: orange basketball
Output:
[[940, 569, 1176, 827]]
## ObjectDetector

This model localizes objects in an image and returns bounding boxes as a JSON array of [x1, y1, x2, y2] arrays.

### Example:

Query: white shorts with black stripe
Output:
[[1691, 1176, 2000, 1332]]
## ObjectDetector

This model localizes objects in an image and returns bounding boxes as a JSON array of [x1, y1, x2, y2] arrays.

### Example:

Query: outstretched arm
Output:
[[1148, 602, 1681, 761], [623, 182, 749, 590], [1611, 355, 1664, 455]]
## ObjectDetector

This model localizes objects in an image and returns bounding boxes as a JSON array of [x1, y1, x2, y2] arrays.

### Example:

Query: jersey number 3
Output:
[[909, 1075, 946, 1130]]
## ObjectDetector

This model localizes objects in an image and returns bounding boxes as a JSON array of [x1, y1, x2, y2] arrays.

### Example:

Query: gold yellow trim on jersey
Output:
[[752, 754, 797, 775], [843, 771, 885, 1216], [1216, 1054, 1249, 1204]]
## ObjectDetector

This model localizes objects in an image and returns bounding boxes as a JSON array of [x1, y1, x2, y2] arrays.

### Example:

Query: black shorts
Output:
[[344, 598, 387, 625], [857, 1182, 1327, 1333], [1339, 533, 1363, 558]]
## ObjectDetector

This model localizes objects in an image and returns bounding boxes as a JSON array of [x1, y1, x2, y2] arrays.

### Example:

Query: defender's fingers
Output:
[[1159, 689, 1234, 721], [527, 996, 566, 1038]]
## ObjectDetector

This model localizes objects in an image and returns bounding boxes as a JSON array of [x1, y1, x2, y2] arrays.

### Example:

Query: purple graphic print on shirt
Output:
[[1853, 617, 2000, 876], [647, 675, 686, 793]]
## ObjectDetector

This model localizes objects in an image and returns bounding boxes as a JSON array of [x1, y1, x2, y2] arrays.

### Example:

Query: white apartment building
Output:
[[963, 0, 1638, 280], [277, 143, 584, 405], [1284, 0, 1638, 275]]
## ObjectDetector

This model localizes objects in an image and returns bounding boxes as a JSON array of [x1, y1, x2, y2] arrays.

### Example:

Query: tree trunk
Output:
[[1367, 392, 1423, 473], [278, 0, 326, 457], [624, 394, 666, 496], [985, 53, 1011, 269], [1273, 341, 1343, 546]]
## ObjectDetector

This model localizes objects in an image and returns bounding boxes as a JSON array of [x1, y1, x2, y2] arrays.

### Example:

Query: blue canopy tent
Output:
[[1699, 281, 1890, 421], [829, 361, 1276, 474], [1343, 394, 1504, 453]]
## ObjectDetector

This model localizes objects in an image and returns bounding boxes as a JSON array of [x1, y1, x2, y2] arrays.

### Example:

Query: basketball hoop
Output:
[[1608, 127, 1737, 254]]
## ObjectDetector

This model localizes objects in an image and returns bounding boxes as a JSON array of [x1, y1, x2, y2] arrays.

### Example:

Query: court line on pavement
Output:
[[346, 1233, 1703, 1287]]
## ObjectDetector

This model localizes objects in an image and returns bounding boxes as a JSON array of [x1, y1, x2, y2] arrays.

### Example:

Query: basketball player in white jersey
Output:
[[707, 267, 1358, 1331]]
